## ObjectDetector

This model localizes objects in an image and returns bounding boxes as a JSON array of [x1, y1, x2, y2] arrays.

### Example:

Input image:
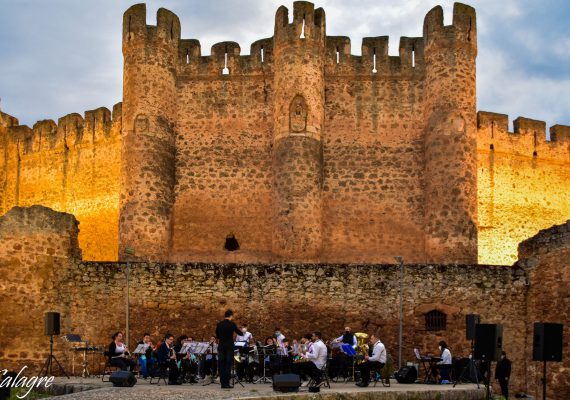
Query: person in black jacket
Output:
[[215, 309, 243, 388], [156, 333, 180, 384], [108, 332, 136, 371], [494, 351, 512, 399]]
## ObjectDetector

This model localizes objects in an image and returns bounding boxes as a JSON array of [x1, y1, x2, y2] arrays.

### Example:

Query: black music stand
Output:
[[255, 345, 275, 384], [39, 334, 69, 378], [202, 343, 219, 387]]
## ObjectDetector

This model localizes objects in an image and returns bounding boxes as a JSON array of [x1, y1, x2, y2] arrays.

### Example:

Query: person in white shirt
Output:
[[435, 340, 452, 384], [292, 331, 328, 385], [236, 325, 253, 381], [356, 334, 386, 387], [236, 324, 252, 344]]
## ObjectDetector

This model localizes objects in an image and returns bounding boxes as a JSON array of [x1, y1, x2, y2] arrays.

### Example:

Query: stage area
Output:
[[47, 377, 486, 399]]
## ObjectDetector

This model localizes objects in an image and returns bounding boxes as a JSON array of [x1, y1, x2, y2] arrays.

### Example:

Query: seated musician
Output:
[[335, 326, 357, 350], [263, 337, 277, 376], [434, 340, 452, 384], [199, 336, 218, 380], [281, 338, 293, 373], [245, 337, 259, 382], [236, 324, 252, 344], [291, 331, 327, 386], [330, 326, 357, 379], [108, 331, 136, 372], [356, 334, 386, 387], [156, 333, 180, 385], [137, 332, 155, 378]]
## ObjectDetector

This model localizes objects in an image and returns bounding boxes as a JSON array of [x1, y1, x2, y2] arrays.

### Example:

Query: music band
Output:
[[100, 309, 457, 389]]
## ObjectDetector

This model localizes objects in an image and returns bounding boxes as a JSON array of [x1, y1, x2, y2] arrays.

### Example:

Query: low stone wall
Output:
[[517, 220, 570, 400], [4, 206, 569, 398]]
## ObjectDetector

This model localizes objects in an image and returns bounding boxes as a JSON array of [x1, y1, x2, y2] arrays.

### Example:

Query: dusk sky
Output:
[[0, 0, 568, 131]]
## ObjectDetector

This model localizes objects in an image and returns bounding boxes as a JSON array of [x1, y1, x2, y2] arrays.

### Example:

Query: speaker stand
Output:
[[453, 340, 482, 389], [39, 335, 70, 379], [541, 360, 547, 400], [484, 361, 491, 400]]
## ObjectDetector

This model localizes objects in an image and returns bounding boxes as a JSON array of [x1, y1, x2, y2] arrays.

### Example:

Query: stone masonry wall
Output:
[[478, 112, 570, 265], [2, 4, 569, 266], [0, 206, 532, 393], [0, 106, 122, 261], [0, 206, 81, 371], [517, 220, 570, 400]]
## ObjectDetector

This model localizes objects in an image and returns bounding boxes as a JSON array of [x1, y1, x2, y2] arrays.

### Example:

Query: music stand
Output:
[[201, 342, 219, 386], [39, 334, 69, 378], [255, 344, 275, 384], [133, 343, 150, 355]]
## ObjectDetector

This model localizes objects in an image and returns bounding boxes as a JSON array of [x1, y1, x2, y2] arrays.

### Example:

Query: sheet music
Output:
[[133, 343, 150, 354], [414, 348, 421, 360], [179, 342, 193, 354]]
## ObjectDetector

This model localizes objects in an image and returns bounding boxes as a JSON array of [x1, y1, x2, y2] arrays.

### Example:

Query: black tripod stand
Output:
[[39, 335, 69, 378], [453, 342, 483, 388], [231, 356, 245, 388]]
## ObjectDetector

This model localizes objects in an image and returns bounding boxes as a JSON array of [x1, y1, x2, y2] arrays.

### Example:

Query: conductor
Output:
[[215, 309, 243, 388]]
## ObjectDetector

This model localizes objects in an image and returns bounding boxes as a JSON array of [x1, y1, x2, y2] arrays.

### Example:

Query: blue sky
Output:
[[0, 0, 569, 131]]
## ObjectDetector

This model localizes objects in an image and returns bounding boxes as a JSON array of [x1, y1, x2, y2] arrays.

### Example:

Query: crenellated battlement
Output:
[[0, 111, 19, 128], [423, 3, 476, 56], [477, 111, 570, 161], [274, 2, 326, 44], [323, 35, 425, 77], [122, 4, 180, 49], [140, 2, 472, 80], [3, 103, 122, 156]]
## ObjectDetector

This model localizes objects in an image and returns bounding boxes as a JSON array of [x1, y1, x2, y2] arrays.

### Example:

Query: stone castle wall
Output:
[[517, 220, 570, 400], [0, 107, 122, 261], [0, 2, 569, 265], [0, 206, 531, 394], [477, 113, 570, 265]]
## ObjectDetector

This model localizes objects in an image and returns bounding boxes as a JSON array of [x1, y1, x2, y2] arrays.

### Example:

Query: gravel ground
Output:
[[48, 377, 485, 399]]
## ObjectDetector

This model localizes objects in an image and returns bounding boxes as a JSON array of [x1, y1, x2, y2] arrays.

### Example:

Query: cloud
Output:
[[0, 0, 568, 127]]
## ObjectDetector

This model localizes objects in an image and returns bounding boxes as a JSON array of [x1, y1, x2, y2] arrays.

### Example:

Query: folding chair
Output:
[[308, 361, 331, 388], [101, 351, 121, 382], [149, 361, 169, 385]]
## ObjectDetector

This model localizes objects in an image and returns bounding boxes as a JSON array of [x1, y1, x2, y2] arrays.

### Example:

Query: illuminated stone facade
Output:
[[1, 205, 568, 398], [0, 2, 568, 264]]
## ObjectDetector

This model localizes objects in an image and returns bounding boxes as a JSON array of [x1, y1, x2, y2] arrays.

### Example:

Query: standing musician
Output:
[[157, 333, 180, 385], [356, 334, 386, 387], [291, 331, 327, 386], [215, 309, 243, 389], [108, 332, 136, 372]]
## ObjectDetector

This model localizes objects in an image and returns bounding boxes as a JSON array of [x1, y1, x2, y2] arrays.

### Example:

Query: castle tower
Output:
[[423, 3, 478, 263], [271, 2, 326, 261], [119, 4, 180, 261]]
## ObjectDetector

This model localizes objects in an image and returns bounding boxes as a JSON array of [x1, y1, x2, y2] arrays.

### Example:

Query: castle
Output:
[[0, 2, 568, 265], [0, 3, 569, 397]]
